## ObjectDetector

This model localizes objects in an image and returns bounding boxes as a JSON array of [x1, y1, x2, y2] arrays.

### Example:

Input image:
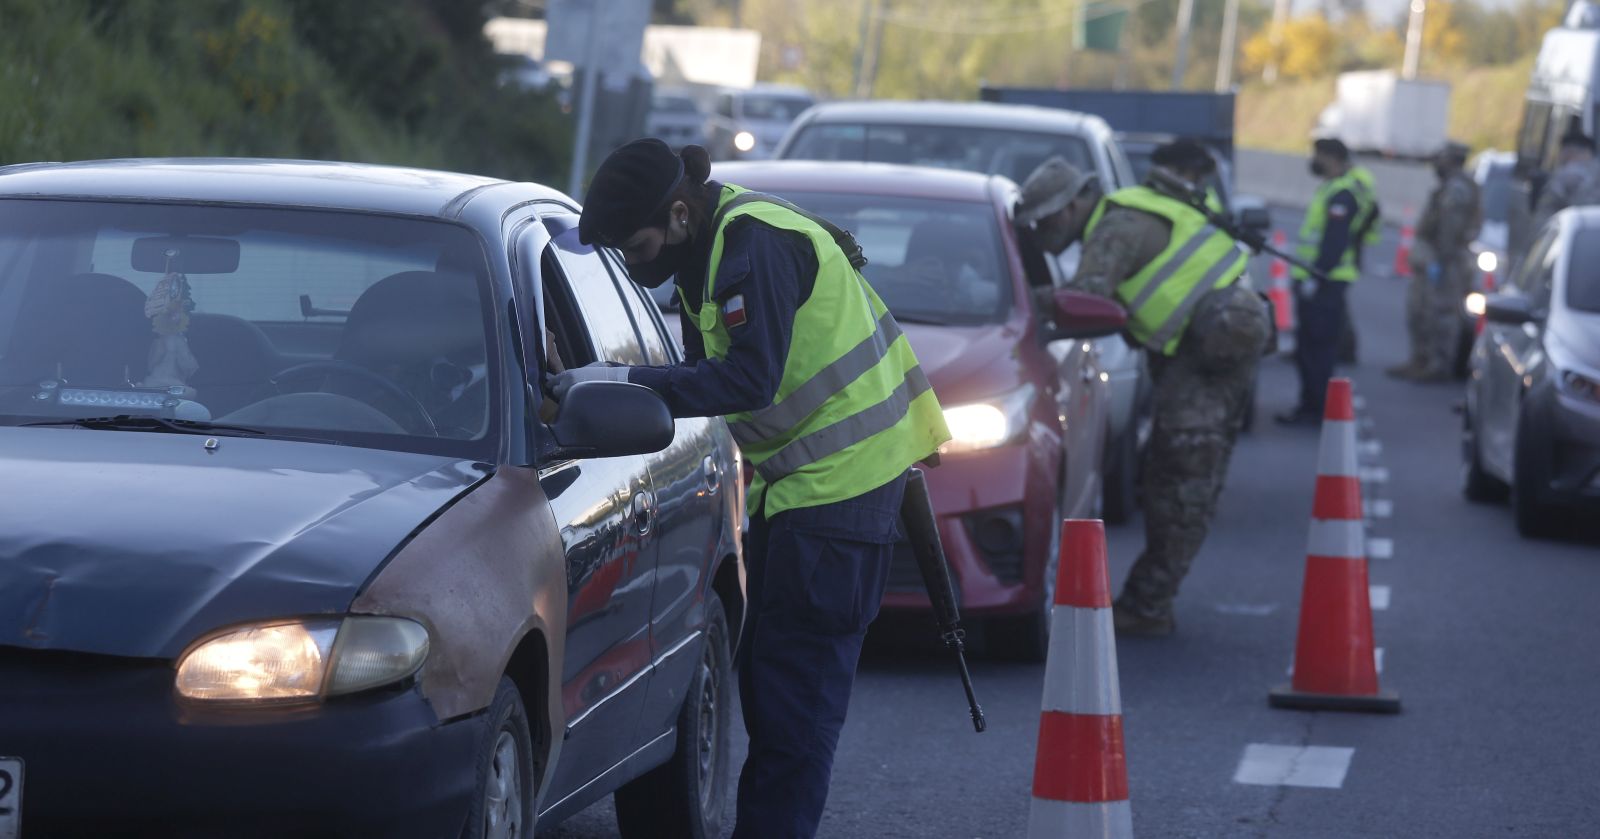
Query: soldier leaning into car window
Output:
[[550, 139, 950, 839], [1016, 144, 1271, 638]]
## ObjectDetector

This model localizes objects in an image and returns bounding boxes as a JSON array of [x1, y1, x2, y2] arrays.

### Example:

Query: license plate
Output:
[[0, 758, 20, 839]]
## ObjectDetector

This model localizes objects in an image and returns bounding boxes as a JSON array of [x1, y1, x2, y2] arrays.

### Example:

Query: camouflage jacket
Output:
[[1068, 202, 1172, 298], [1413, 171, 1480, 266]]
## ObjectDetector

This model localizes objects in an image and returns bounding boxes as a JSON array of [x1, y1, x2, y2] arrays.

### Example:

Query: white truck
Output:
[[1316, 71, 1452, 159]]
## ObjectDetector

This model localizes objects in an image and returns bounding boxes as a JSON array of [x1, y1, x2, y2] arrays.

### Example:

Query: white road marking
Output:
[[1233, 744, 1355, 789], [1352, 395, 1367, 410], [1215, 603, 1279, 616], [1367, 537, 1394, 560], [1364, 499, 1394, 518], [1359, 466, 1389, 483], [1370, 585, 1391, 610], [1359, 440, 1383, 458]]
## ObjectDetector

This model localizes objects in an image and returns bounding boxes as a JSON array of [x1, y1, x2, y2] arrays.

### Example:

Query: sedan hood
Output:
[[0, 428, 486, 659], [899, 320, 1027, 404]]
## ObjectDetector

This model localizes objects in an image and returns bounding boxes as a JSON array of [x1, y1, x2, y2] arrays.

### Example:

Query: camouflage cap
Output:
[[1017, 157, 1098, 225]]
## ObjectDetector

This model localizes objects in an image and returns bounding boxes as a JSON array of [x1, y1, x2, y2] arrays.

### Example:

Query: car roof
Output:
[[0, 158, 562, 218], [794, 100, 1112, 136], [713, 161, 1005, 203]]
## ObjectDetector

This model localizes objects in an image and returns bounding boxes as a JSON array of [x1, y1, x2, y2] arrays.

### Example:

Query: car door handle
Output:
[[631, 491, 654, 535], [702, 455, 721, 494]]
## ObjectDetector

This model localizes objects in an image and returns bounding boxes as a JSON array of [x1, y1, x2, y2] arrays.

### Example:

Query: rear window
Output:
[[784, 123, 1094, 185], [1568, 231, 1600, 312]]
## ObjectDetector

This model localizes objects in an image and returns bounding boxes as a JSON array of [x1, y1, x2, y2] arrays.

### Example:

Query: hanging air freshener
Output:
[[141, 247, 200, 393]]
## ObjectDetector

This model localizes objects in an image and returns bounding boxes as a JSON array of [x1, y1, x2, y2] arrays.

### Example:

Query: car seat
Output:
[[3, 273, 151, 389], [185, 313, 284, 416]]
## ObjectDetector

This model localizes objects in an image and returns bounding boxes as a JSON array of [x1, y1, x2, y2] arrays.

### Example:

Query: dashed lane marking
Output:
[[1358, 440, 1383, 458], [1367, 537, 1394, 560], [1370, 585, 1391, 610], [1359, 466, 1389, 483], [1364, 499, 1393, 518], [1233, 744, 1355, 789], [1352, 395, 1367, 410], [1215, 603, 1279, 616]]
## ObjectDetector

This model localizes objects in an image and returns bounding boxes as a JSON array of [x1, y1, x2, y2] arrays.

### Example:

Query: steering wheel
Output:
[[269, 360, 438, 436]]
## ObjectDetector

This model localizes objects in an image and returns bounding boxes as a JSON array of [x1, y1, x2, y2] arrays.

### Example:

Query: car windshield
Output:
[[1568, 231, 1600, 312], [741, 95, 813, 122], [654, 94, 700, 114], [768, 192, 1011, 326], [0, 199, 498, 457], [784, 123, 1094, 185], [1480, 161, 1513, 223]]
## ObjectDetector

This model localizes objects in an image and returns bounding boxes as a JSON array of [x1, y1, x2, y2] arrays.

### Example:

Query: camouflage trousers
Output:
[[1116, 284, 1272, 621], [1404, 257, 1470, 376]]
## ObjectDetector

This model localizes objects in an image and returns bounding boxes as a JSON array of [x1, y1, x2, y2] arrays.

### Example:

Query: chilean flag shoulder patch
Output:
[[722, 294, 748, 329]]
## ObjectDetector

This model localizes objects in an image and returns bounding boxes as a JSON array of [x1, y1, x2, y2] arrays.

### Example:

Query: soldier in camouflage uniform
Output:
[[1533, 128, 1600, 233], [1388, 141, 1481, 382], [1019, 144, 1272, 636]]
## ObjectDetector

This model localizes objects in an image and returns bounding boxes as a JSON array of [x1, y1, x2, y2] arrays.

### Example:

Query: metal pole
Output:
[[1263, 0, 1290, 83], [1216, 0, 1241, 92], [859, 0, 887, 99], [1402, 0, 1427, 80], [1171, 0, 1196, 90], [568, 0, 605, 200], [851, 0, 873, 96]]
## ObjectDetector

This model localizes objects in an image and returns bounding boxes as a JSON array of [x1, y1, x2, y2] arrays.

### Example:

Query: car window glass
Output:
[[785, 123, 1094, 185], [1535, 236, 1560, 309], [543, 220, 647, 365], [604, 251, 672, 365], [717, 95, 734, 118], [1566, 229, 1600, 312], [1515, 232, 1555, 295], [740, 95, 813, 122]]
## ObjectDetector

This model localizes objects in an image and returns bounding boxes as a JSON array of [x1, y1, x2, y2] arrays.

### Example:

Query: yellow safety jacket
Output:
[[1295, 171, 1369, 282], [682, 185, 951, 516]]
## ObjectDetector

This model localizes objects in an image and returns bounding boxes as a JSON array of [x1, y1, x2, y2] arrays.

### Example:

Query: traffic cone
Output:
[[1028, 520, 1134, 838], [1269, 379, 1401, 714], [1393, 214, 1415, 278], [1266, 230, 1294, 332]]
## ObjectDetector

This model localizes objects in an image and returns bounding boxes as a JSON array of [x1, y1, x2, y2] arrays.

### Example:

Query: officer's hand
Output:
[[549, 362, 629, 401], [1294, 279, 1317, 300], [1426, 262, 1443, 284]]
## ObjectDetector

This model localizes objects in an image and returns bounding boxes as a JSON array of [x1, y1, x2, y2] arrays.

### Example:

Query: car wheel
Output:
[[615, 592, 732, 839], [462, 677, 536, 839], [1101, 423, 1138, 525], [1512, 408, 1563, 538], [988, 482, 1063, 663], [1461, 406, 1508, 503]]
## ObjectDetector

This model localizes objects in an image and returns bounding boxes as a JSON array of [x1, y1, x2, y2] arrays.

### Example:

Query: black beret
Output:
[[1151, 138, 1217, 176], [1313, 137, 1351, 161], [578, 138, 685, 246]]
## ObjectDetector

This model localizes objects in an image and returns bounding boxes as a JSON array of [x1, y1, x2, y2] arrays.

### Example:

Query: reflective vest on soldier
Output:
[[1084, 186, 1250, 357], [681, 184, 951, 517], [1295, 172, 1369, 282]]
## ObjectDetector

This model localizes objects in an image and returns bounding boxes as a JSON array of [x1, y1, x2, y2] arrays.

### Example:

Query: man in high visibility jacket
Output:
[[554, 138, 949, 839], [1019, 141, 1271, 637], [1278, 138, 1369, 425]]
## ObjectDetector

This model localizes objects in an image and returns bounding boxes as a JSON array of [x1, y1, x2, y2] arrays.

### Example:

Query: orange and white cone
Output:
[[1269, 379, 1401, 713], [1393, 217, 1415, 278], [1028, 519, 1134, 838], [1266, 229, 1294, 333]]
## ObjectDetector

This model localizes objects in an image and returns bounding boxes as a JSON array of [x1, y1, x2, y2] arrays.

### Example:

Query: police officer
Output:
[[1277, 138, 1368, 425], [553, 139, 950, 839], [1533, 127, 1600, 232], [1018, 142, 1271, 636], [1389, 141, 1480, 383]]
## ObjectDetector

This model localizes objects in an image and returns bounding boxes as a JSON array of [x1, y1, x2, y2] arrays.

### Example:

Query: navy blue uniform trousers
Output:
[[1294, 279, 1350, 414], [731, 471, 908, 839]]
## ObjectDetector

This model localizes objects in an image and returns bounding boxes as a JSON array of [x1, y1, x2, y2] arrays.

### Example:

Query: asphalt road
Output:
[[543, 208, 1600, 838]]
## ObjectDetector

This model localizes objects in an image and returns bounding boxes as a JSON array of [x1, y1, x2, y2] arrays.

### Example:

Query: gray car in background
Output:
[[1463, 206, 1600, 536], [705, 84, 816, 161], [775, 100, 1152, 522]]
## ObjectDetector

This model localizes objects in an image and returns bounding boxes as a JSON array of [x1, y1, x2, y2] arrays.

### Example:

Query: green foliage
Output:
[[0, 0, 571, 184]]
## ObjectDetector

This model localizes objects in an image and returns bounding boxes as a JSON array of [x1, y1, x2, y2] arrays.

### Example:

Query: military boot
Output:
[[1112, 603, 1176, 637], [1385, 360, 1423, 379]]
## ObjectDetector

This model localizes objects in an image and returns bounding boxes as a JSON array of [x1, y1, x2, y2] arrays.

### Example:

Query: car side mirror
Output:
[[548, 381, 674, 459], [1049, 289, 1127, 340], [1482, 293, 1538, 325]]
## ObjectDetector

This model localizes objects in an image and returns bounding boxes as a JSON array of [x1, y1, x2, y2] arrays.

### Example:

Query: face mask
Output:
[[1433, 162, 1451, 180], [1037, 218, 1076, 255], [628, 235, 690, 288], [1309, 159, 1329, 177]]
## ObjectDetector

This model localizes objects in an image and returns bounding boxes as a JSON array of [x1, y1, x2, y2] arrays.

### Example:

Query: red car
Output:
[[702, 161, 1120, 660]]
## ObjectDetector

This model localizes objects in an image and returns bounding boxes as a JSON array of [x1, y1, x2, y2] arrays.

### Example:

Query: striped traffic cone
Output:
[[1269, 379, 1401, 714], [1266, 230, 1294, 332], [1028, 519, 1134, 838], [1393, 217, 1415, 278]]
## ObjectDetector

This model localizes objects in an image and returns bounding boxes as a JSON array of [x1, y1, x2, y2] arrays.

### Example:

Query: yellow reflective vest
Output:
[[1295, 171, 1369, 282]]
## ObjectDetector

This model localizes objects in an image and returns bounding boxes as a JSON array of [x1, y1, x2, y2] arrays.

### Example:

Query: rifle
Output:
[[899, 467, 986, 733], [1147, 169, 1334, 284]]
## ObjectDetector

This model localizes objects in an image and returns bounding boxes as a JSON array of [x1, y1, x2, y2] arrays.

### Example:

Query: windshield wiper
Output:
[[23, 414, 268, 437]]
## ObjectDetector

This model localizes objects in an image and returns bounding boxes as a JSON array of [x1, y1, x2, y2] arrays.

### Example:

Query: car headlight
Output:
[[176, 617, 429, 703], [1464, 292, 1486, 317], [1558, 369, 1600, 404], [939, 385, 1035, 454], [733, 131, 757, 153], [1477, 251, 1498, 274]]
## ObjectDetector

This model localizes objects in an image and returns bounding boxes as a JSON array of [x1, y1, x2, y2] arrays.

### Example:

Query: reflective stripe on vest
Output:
[[1084, 186, 1248, 356], [687, 184, 950, 516], [1295, 172, 1366, 282]]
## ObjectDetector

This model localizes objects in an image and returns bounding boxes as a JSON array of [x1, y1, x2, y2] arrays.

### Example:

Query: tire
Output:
[[615, 592, 732, 839], [1512, 408, 1564, 538], [1101, 422, 1138, 525], [461, 677, 536, 839], [1461, 407, 1508, 503], [987, 482, 1063, 663]]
